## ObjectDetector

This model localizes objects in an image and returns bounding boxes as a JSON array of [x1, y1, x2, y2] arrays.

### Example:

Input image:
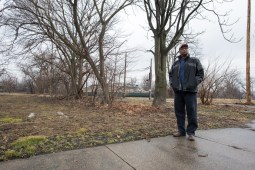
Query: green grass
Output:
[[4, 150, 21, 159], [11, 136, 47, 149], [1, 136, 46, 160], [10, 136, 47, 157], [75, 128, 87, 134], [0, 117, 22, 123]]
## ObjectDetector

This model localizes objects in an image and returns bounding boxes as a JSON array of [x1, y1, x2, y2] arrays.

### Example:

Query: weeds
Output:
[[0, 94, 254, 161]]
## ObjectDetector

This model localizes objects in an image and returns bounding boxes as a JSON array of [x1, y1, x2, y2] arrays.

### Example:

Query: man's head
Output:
[[179, 43, 189, 57]]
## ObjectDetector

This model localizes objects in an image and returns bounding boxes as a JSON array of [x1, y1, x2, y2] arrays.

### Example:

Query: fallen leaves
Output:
[[0, 94, 255, 161]]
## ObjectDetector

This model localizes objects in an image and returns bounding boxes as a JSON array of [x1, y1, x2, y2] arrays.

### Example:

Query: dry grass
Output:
[[0, 93, 254, 161]]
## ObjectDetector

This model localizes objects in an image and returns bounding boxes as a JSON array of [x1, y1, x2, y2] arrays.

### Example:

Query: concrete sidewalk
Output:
[[0, 127, 255, 170]]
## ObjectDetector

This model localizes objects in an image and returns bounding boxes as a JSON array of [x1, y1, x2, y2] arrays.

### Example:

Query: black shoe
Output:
[[173, 132, 186, 137], [187, 134, 195, 141]]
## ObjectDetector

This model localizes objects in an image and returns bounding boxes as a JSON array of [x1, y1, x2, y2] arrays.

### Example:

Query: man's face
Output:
[[179, 47, 188, 57]]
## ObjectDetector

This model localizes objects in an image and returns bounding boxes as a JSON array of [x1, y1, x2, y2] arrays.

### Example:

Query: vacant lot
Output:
[[0, 93, 254, 161]]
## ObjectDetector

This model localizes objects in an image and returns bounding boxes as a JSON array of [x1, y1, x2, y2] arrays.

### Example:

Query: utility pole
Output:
[[246, 0, 251, 104], [123, 53, 127, 98], [149, 58, 152, 100]]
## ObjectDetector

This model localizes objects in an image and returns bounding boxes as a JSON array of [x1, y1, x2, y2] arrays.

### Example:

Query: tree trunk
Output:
[[153, 36, 167, 106], [99, 24, 110, 105], [70, 56, 80, 98], [77, 56, 84, 98]]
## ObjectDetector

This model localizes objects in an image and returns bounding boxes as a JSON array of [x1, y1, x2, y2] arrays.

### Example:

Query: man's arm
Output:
[[196, 59, 204, 84], [169, 65, 173, 86]]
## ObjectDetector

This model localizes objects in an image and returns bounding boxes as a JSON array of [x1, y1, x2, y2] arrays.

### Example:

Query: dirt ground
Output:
[[0, 93, 255, 161]]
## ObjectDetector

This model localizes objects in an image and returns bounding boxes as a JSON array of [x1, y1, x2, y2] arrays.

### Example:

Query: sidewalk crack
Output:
[[196, 136, 254, 153], [105, 145, 136, 170]]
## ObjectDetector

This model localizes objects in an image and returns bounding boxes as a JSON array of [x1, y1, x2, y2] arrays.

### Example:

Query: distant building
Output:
[[84, 83, 148, 96]]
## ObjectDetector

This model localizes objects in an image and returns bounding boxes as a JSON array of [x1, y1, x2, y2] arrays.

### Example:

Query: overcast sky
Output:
[[120, 0, 255, 83]]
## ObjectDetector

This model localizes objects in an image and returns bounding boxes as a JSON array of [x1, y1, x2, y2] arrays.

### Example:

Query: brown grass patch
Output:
[[0, 94, 254, 161]]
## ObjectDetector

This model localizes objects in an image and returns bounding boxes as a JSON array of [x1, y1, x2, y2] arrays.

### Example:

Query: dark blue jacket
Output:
[[169, 55, 204, 92]]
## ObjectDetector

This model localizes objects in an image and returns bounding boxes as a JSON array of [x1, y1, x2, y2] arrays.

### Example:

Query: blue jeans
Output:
[[174, 91, 198, 135]]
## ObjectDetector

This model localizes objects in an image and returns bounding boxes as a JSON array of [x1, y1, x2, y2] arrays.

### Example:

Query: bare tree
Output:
[[1, 0, 98, 96], [0, 55, 8, 78], [199, 59, 234, 104], [0, 0, 135, 104], [143, 0, 239, 107], [20, 77, 36, 94], [217, 70, 243, 99], [0, 68, 6, 77], [0, 73, 17, 93], [106, 54, 126, 103], [93, 0, 136, 104], [20, 55, 53, 94], [128, 77, 138, 87], [141, 74, 150, 91]]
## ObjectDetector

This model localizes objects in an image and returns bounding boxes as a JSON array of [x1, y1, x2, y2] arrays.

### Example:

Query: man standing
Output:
[[169, 43, 204, 141]]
